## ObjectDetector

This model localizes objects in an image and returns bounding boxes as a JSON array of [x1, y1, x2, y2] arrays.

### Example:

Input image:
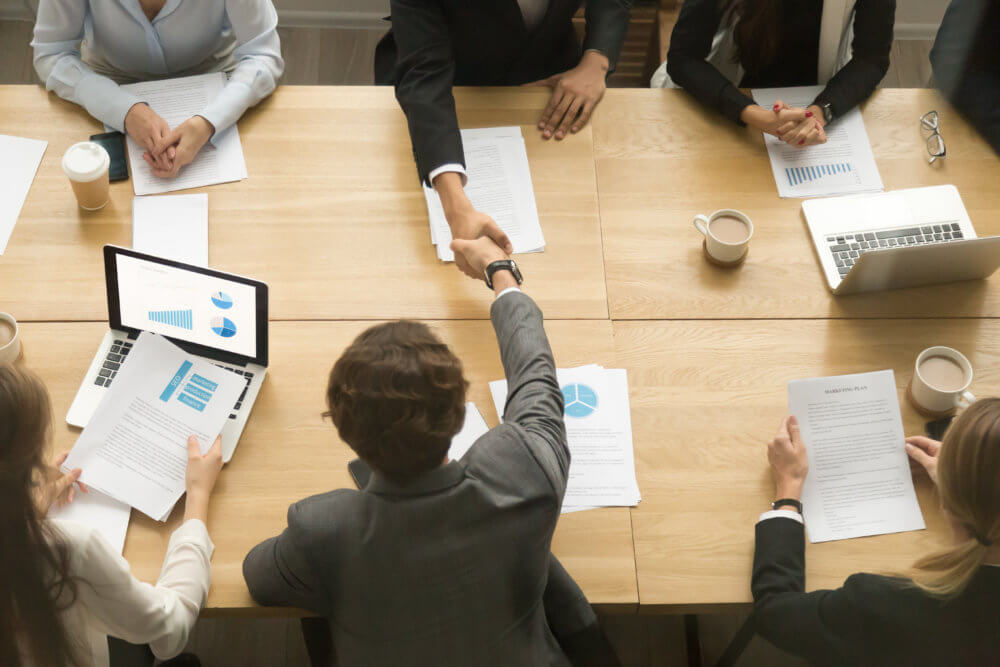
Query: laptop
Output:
[[802, 185, 1000, 295], [67, 246, 269, 462]]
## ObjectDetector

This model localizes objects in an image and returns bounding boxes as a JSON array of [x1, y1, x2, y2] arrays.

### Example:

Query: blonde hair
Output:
[[907, 398, 1000, 598]]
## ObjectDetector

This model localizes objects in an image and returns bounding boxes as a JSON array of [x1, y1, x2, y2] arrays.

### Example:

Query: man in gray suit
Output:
[[243, 237, 619, 666]]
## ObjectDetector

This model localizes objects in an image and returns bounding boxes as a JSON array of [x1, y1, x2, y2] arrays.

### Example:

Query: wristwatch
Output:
[[819, 102, 834, 126], [771, 498, 803, 513], [484, 259, 523, 289]]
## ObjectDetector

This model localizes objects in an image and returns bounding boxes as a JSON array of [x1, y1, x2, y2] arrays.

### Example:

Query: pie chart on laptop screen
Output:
[[211, 291, 233, 309], [211, 317, 237, 338]]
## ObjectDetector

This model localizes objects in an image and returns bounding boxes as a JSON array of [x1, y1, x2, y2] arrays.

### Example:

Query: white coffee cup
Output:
[[908, 346, 976, 416], [0, 312, 22, 365], [62, 141, 111, 211], [693, 209, 754, 266]]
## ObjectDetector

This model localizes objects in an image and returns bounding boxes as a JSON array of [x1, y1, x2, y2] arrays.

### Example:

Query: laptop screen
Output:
[[104, 246, 268, 366]]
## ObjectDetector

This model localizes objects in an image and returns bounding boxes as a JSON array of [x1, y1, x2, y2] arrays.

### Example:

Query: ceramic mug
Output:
[[693, 209, 754, 266], [907, 346, 975, 417], [0, 312, 22, 365]]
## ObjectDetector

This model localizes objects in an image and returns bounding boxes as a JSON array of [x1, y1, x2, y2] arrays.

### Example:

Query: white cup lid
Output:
[[62, 141, 111, 182]]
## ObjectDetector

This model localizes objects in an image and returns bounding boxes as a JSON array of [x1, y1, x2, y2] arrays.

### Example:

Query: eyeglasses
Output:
[[921, 111, 946, 164]]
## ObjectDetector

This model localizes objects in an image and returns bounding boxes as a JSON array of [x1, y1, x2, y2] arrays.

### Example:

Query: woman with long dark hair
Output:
[[753, 402, 1000, 664], [0, 364, 224, 667], [655, 0, 895, 148]]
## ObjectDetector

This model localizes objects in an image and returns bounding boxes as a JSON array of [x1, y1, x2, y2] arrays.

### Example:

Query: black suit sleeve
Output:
[[930, 0, 1000, 156], [242, 501, 329, 615], [665, 0, 755, 124], [389, 0, 464, 185], [813, 0, 896, 119], [751, 518, 867, 666], [583, 0, 634, 73]]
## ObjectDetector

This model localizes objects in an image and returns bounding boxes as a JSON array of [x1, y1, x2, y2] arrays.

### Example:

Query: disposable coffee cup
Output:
[[693, 209, 754, 267], [62, 141, 110, 211], [0, 312, 22, 365], [907, 346, 976, 417]]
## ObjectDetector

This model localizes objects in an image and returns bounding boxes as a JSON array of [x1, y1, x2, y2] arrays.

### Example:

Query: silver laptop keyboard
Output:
[[95, 339, 253, 420], [827, 223, 964, 277]]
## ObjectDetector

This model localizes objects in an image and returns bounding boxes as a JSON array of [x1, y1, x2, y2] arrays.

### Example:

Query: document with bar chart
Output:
[[753, 86, 884, 198]]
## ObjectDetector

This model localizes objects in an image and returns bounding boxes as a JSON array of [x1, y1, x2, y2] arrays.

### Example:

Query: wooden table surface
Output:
[[0, 85, 607, 322], [594, 88, 1000, 320], [615, 318, 1000, 610], [23, 319, 638, 612]]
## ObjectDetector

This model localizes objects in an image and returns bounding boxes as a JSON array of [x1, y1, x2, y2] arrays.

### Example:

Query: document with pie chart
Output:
[[490, 364, 640, 513]]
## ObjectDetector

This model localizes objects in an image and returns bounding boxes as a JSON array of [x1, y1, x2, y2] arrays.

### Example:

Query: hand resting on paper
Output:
[[450, 236, 511, 281], [184, 434, 224, 523], [772, 101, 828, 148], [767, 416, 809, 502], [905, 436, 941, 484], [125, 102, 174, 171], [143, 115, 215, 179], [33, 451, 88, 516]]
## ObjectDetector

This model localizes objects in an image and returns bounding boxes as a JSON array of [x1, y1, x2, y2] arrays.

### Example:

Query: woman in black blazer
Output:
[[662, 0, 895, 149], [754, 401, 1000, 666]]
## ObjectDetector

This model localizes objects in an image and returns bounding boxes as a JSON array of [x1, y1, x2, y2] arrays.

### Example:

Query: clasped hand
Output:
[[124, 103, 215, 178]]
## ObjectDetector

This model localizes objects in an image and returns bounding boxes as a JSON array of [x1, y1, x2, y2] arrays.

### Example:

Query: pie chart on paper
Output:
[[562, 383, 598, 418], [210, 316, 237, 338], [211, 291, 233, 309]]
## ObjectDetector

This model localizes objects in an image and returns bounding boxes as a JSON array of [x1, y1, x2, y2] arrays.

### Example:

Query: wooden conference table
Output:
[[3, 83, 999, 615]]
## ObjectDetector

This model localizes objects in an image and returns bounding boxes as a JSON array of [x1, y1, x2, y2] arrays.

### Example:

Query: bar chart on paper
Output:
[[148, 309, 193, 330], [785, 162, 858, 188]]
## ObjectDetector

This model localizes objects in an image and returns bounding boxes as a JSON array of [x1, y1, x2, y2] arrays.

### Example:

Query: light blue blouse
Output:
[[32, 0, 284, 139]]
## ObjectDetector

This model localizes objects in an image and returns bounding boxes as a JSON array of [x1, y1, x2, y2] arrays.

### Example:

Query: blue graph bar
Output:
[[784, 162, 855, 187], [148, 309, 193, 330]]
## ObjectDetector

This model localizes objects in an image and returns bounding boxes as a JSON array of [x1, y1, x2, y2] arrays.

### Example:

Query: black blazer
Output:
[[752, 517, 1000, 666], [375, 0, 632, 184]]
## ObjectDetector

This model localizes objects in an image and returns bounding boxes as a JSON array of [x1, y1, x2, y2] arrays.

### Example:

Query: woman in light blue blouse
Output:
[[32, 0, 284, 178]]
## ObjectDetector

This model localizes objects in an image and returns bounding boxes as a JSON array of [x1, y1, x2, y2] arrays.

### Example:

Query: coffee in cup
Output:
[[693, 209, 754, 267], [62, 141, 111, 211], [0, 312, 21, 365], [907, 346, 975, 417]]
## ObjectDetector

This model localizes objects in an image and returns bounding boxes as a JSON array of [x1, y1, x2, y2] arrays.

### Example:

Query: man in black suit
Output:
[[375, 0, 632, 263], [750, 416, 1000, 666]]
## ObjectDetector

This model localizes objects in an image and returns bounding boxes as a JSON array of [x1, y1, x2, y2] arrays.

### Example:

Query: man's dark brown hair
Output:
[[325, 321, 468, 484]]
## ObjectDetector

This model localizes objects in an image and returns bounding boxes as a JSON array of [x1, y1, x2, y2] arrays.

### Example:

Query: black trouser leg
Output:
[[545, 555, 623, 667], [107, 637, 154, 667], [301, 616, 336, 667]]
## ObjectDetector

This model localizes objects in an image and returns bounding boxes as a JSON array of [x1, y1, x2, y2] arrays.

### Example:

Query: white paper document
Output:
[[133, 193, 209, 266], [64, 333, 243, 521], [490, 365, 640, 514], [753, 86, 883, 198], [0, 135, 47, 254], [119, 73, 248, 195], [447, 402, 490, 461], [788, 370, 925, 543], [423, 126, 545, 262], [49, 489, 132, 555]]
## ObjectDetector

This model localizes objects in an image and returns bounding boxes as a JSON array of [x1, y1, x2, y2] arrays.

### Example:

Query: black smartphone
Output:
[[89, 131, 129, 182], [925, 416, 954, 441]]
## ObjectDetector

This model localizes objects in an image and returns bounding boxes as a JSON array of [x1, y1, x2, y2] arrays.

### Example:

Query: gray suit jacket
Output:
[[243, 292, 577, 666]]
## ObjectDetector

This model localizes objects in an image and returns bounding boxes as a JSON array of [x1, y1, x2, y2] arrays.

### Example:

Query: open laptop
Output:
[[802, 185, 1000, 295], [67, 246, 268, 462]]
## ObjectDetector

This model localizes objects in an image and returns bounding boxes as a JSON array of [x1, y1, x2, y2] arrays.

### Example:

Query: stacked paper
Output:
[[490, 365, 640, 514], [49, 489, 132, 555], [424, 127, 545, 262], [133, 193, 209, 266], [752, 86, 884, 199], [0, 134, 46, 254]]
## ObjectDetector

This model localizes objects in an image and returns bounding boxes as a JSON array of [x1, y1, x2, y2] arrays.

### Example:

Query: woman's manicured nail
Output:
[[799, 140, 805, 145], [805, 111, 813, 118]]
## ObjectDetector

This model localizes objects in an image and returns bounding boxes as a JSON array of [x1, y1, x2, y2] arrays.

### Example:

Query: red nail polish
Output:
[[805, 111, 813, 118], [773, 104, 779, 111], [799, 140, 805, 145]]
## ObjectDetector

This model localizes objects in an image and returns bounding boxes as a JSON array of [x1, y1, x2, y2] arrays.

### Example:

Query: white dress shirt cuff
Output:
[[429, 163, 468, 187], [495, 287, 523, 300], [757, 509, 804, 524]]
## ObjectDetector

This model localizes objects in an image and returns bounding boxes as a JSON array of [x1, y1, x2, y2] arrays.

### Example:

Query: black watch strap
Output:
[[771, 498, 803, 513], [821, 102, 834, 125], [484, 259, 523, 289]]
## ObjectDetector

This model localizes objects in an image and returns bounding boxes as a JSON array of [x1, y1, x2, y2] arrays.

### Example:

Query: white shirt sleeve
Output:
[[757, 509, 804, 524], [31, 0, 145, 132], [428, 163, 468, 187], [55, 518, 214, 660], [200, 0, 284, 144], [495, 286, 523, 300]]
